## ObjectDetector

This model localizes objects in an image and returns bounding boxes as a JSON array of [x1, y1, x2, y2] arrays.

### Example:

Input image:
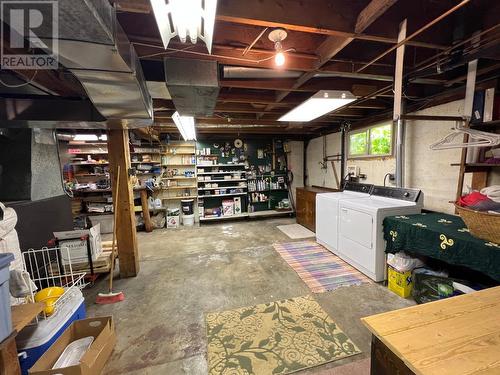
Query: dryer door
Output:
[[340, 207, 373, 248], [339, 206, 378, 280]]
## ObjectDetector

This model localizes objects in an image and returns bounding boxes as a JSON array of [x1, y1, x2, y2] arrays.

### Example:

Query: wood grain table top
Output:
[[11, 302, 44, 332], [361, 286, 500, 375]]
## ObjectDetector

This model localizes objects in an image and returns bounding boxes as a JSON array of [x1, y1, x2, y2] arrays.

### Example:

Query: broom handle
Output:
[[108, 165, 120, 293]]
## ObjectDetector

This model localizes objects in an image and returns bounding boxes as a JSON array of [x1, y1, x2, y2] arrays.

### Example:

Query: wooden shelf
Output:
[[200, 213, 249, 221], [75, 211, 113, 216], [199, 192, 247, 198], [134, 206, 167, 212], [73, 188, 112, 193], [164, 186, 197, 190], [248, 209, 294, 217], [70, 162, 109, 166], [470, 119, 500, 127], [248, 174, 287, 178], [68, 142, 107, 145], [163, 195, 197, 201], [164, 152, 196, 155], [74, 173, 108, 177], [11, 303, 45, 332], [197, 164, 246, 167], [198, 179, 246, 183], [69, 152, 108, 155], [131, 161, 160, 164], [197, 171, 246, 175], [163, 163, 196, 167], [198, 186, 247, 190], [163, 176, 196, 180], [451, 163, 500, 172]]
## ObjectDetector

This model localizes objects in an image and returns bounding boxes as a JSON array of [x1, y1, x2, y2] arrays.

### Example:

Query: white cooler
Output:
[[16, 288, 86, 375]]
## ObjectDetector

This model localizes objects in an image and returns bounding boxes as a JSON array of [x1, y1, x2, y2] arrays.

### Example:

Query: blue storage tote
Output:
[[16, 288, 86, 375], [0, 253, 14, 342]]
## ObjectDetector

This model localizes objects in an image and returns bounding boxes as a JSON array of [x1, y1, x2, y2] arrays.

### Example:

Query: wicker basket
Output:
[[455, 204, 500, 244]]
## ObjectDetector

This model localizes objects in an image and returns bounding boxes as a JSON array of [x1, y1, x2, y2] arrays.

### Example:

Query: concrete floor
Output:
[[85, 217, 414, 374]]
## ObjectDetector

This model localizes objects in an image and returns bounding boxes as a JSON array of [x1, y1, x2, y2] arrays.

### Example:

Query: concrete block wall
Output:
[[306, 100, 499, 214], [306, 133, 342, 189]]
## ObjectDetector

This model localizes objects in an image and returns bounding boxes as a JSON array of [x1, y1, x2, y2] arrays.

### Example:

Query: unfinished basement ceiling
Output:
[[111, 0, 500, 137], [1, 0, 499, 136]]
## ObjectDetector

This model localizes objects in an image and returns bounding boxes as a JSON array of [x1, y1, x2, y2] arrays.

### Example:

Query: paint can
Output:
[[181, 199, 194, 215], [182, 214, 195, 226]]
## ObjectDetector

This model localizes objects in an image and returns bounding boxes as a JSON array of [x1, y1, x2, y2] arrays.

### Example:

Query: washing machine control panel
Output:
[[343, 182, 374, 194], [371, 186, 421, 202]]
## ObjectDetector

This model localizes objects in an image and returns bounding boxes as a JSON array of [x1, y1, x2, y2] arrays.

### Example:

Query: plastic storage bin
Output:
[[388, 266, 413, 298], [0, 253, 14, 342], [16, 288, 86, 375]]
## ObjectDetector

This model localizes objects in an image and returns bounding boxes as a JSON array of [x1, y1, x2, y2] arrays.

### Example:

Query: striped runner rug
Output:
[[273, 241, 372, 293]]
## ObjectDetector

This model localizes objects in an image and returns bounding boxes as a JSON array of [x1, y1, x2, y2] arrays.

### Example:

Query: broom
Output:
[[96, 166, 125, 304]]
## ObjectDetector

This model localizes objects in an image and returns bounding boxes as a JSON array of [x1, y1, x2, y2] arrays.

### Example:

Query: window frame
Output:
[[348, 123, 394, 159]]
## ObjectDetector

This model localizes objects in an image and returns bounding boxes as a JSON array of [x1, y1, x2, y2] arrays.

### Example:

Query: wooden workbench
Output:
[[361, 286, 500, 375]]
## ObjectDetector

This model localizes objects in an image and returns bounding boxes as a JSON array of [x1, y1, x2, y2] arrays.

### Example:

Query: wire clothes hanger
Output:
[[430, 118, 500, 150]]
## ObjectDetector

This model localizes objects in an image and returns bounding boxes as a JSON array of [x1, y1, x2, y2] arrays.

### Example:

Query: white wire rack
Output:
[[21, 246, 86, 321]]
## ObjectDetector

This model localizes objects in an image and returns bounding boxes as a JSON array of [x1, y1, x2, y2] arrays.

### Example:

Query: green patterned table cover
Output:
[[383, 212, 500, 281]]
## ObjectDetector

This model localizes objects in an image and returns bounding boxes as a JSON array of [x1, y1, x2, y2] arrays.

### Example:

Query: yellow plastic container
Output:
[[34, 287, 65, 316], [387, 266, 413, 298]]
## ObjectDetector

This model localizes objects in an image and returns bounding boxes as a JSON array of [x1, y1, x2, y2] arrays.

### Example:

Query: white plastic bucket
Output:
[[182, 214, 195, 226]]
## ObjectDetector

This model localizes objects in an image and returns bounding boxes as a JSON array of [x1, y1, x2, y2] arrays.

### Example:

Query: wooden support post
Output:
[[107, 129, 139, 278], [140, 189, 153, 233], [455, 59, 478, 203]]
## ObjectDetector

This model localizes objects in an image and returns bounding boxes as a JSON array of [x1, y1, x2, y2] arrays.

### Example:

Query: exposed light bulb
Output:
[[275, 51, 285, 66]]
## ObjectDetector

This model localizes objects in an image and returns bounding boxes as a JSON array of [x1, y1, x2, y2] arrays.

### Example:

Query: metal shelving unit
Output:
[[197, 163, 247, 222]]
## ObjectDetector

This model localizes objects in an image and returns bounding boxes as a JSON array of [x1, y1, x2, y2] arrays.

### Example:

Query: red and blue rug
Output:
[[273, 241, 372, 293]]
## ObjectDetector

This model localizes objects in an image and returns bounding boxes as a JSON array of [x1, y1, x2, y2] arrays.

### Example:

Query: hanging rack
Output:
[[430, 118, 500, 150]]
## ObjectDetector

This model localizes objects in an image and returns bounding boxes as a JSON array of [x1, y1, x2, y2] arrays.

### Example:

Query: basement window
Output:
[[348, 124, 393, 158]]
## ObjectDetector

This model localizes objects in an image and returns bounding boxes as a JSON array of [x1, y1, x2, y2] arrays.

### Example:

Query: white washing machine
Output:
[[316, 182, 373, 255], [338, 186, 423, 282]]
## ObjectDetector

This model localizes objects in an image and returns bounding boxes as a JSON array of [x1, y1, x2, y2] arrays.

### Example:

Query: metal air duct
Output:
[[164, 58, 219, 117], [4, 0, 153, 128]]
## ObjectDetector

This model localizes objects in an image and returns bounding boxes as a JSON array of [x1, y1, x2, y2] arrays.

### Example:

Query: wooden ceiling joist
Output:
[[216, 0, 448, 51], [267, 0, 399, 111]]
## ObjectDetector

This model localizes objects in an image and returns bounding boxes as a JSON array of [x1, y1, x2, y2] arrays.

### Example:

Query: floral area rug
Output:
[[206, 295, 361, 374]]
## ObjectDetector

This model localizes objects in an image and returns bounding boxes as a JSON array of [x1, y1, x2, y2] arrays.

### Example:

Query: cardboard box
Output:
[[387, 266, 413, 298], [166, 215, 179, 228], [222, 200, 234, 216], [29, 316, 116, 375], [233, 197, 242, 215], [54, 225, 102, 265]]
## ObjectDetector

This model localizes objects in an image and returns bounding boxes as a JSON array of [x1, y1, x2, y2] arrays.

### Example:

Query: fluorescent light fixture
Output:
[[172, 111, 196, 140], [279, 90, 356, 122], [99, 135, 107, 141], [150, 0, 218, 53], [73, 134, 98, 141]]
